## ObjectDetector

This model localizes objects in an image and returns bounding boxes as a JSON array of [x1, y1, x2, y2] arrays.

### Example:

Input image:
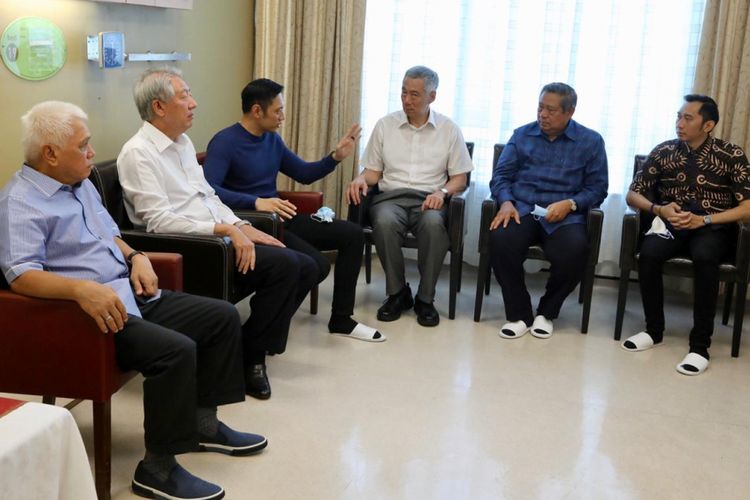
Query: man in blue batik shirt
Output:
[[488, 82, 608, 340]]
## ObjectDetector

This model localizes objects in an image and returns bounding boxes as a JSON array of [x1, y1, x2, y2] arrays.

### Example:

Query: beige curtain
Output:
[[253, 0, 367, 215], [693, 0, 750, 152]]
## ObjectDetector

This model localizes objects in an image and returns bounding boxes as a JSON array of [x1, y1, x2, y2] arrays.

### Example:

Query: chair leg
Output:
[[94, 400, 112, 500], [614, 271, 630, 341], [723, 282, 734, 325], [474, 252, 488, 322], [310, 285, 318, 315], [456, 249, 464, 293], [484, 265, 491, 295], [449, 251, 460, 319], [365, 243, 372, 284], [731, 282, 747, 358], [580, 266, 594, 334], [42, 395, 56, 405]]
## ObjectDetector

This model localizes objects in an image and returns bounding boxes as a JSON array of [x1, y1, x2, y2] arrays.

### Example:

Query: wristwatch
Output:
[[440, 187, 449, 196], [703, 214, 713, 226], [568, 199, 577, 212], [126, 250, 145, 264]]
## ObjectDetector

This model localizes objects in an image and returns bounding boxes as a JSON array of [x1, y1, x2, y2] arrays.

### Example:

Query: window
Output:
[[360, 0, 706, 268], [361, 0, 706, 193]]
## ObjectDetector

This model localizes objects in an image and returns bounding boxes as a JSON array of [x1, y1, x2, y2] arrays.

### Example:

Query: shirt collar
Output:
[[397, 109, 437, 130], [679, 135, 713, 154], [20, 164, 66, 198], [527, 119, 579, 141], [141, 121, 189, 153]]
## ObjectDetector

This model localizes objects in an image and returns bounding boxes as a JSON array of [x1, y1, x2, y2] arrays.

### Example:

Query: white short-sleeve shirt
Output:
[[117, 122, 241, 234], [361, 109, 473, 193]]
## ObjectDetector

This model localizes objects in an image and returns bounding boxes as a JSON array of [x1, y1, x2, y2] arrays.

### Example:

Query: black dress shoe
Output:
[[246, 364, 271, 400], [414, 298, 440, 327], [377, 284, 414, 322]]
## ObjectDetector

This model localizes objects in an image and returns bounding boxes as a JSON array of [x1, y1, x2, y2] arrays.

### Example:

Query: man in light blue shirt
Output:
[[0, 101, 267, 500]]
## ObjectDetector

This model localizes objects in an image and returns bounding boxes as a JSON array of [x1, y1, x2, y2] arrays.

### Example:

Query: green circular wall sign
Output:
[[1, 17, 67, 81]]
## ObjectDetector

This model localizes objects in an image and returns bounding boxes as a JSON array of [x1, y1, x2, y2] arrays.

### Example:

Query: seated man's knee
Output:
[[488, 224, 527, 254], [339, 220, 365, 250], [417, 211, 447, 238], [312, 253, 331, 284], [371, 207, 403, 233], [159, 332, 197, 371], [210, 297, 242, 332], [298, 252, 320, 291]]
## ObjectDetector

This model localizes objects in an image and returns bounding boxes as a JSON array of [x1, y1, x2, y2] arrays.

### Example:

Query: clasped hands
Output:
[[657, 202, 705, 230]]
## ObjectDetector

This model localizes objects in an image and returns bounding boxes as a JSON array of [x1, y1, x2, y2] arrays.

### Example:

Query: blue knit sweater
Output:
[[204, 123, 337, 209]]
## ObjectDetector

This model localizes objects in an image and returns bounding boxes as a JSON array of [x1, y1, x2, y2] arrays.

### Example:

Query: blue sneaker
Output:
[[199, 422, 268, 456], [132, 461, 224, 499]]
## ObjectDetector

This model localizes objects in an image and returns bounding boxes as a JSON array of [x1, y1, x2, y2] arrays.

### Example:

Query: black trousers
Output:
[[489, 215, 588, 325], [234, 244, 318, 359], [283, 214, 365, 317], [638, 225, 731, 350], [115, 290, 245, 456]]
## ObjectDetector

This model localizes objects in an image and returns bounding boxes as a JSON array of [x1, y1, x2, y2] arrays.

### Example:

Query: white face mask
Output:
[[646, 215, 674, 239]]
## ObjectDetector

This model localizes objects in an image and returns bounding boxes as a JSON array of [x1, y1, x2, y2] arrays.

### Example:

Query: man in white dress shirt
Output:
[[117, 67, 317, 400], [347, 65, 473, 327]]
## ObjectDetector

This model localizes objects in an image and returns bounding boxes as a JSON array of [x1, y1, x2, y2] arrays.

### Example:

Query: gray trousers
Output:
[[369, 189, 449, 303]]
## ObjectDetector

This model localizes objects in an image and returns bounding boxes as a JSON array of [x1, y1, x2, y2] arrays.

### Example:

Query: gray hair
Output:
[[540, 82, 577, 112], [133, 66, 183, 121], [21, 101, 88, 164], [404, 65, 439, 93]]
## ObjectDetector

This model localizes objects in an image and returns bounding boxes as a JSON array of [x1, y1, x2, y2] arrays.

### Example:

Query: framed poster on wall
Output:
[[1, 17, 67, 81]]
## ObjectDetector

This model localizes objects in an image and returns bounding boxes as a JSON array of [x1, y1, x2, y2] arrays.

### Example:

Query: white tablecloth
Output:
[[0, 400, 97, 500]]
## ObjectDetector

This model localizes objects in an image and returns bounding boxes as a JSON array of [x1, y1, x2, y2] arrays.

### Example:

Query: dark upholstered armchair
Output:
[[0, 252, 183, 500], [347, 142, 474, 320], [473, 144, 604, 333], [195, 151, 324, 314], [613, 155, 750, 357], [89, 160, 279, 304]]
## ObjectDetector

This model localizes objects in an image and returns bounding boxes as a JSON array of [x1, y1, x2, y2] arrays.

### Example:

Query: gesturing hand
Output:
[[332, 123, 363, 161]]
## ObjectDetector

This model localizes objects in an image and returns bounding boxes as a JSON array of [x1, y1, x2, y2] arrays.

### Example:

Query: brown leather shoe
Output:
[[245, 364, 271, 400]]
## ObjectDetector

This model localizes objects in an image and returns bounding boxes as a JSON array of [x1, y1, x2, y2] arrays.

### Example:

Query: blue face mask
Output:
[[530, 204, 548, 218], [311, 206, 335, 223]]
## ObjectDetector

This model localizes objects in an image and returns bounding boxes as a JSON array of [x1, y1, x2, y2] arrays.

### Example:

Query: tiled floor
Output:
[[6, 262, 750, 499]]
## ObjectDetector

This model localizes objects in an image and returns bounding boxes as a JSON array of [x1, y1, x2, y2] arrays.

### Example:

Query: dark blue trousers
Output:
[[489, 215, 588, 325]]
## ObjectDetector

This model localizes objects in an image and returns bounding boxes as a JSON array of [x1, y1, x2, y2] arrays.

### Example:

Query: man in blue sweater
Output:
[[204, 78, 383, 343]]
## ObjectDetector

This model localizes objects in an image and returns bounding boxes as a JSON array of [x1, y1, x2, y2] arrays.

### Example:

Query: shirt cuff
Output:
[[5, 261, 43, 284]]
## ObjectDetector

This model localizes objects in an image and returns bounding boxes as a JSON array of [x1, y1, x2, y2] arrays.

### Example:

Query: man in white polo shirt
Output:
[[347, 66, 473, 327]]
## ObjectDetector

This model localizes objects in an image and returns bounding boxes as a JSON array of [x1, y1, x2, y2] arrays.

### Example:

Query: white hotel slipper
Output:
[[499, 320, 529, 339], [621, 331, 657, 352], [332, 323, 386, 342], [676, 352, 709, 376], [530, 315, 553, 339]]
